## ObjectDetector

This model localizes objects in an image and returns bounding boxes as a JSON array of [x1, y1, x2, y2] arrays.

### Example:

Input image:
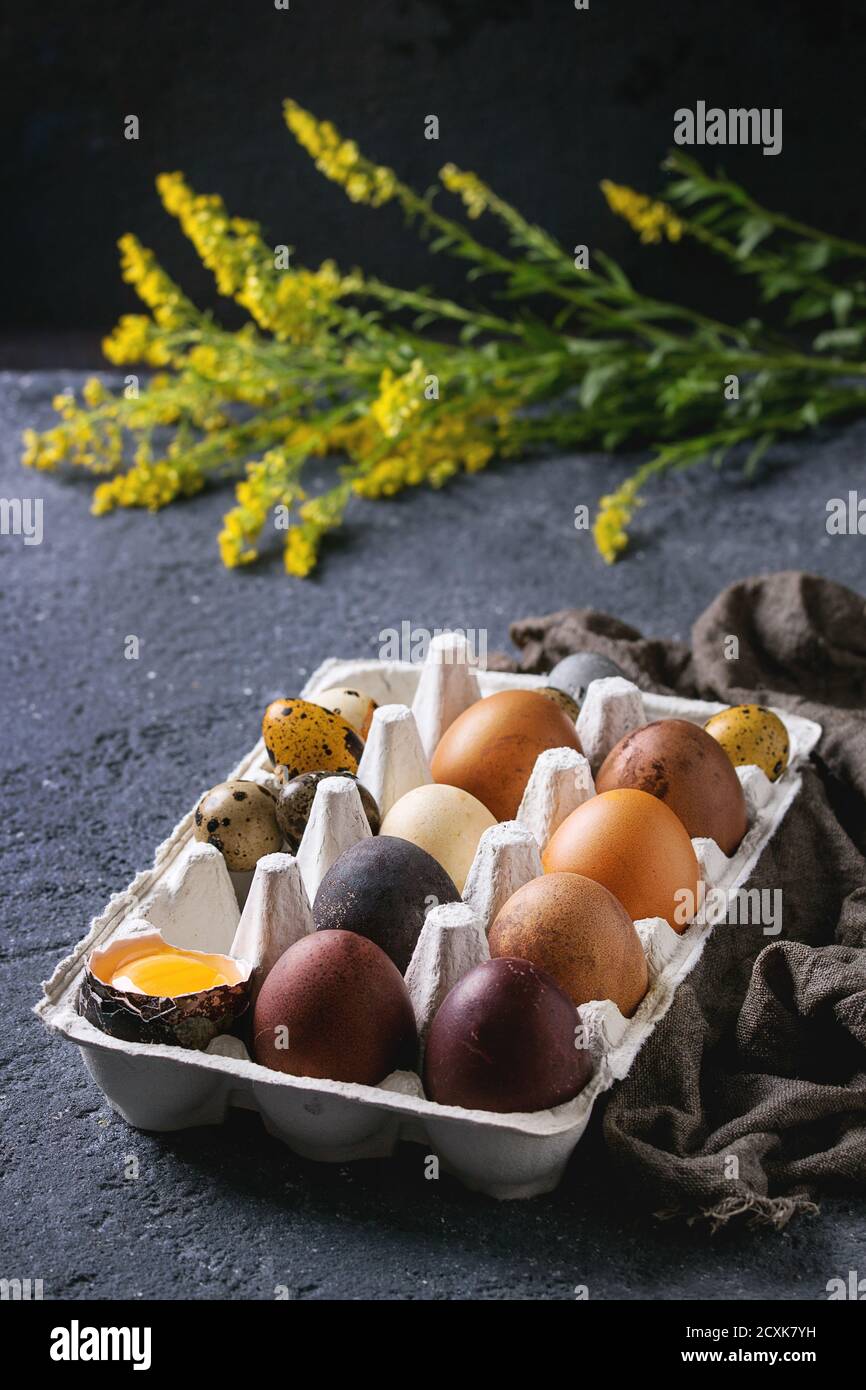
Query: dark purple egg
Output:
[[423, 957, 593, 1113], [312, 835, 460, 973]]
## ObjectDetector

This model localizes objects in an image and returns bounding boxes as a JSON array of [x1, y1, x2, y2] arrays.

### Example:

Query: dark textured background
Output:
[[4, 0, 866, 358], [2, 371, 865, 1300], [4, 0, 866, 1302]]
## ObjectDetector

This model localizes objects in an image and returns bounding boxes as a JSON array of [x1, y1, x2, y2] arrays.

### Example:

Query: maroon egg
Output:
[[596, 717, 749, 855], [253, 930, 418, 1085], [423, 957, 593, 1113]]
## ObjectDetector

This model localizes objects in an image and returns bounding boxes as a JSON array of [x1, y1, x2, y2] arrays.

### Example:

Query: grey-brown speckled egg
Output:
[[537, 685, 581, 722], [193, 779, 283, 871], [275, 770, 381, 852]]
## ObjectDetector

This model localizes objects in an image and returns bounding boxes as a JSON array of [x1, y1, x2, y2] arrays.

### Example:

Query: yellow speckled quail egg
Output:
[[379, 783, 496, 892], [703, 704, 790, 782], [314, 686, 378, 738], [262, 697, 364, 778], [193, 779, 283, 871]]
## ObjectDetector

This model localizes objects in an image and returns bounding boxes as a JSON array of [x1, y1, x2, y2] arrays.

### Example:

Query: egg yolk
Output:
[[113, 952, 230, 997]]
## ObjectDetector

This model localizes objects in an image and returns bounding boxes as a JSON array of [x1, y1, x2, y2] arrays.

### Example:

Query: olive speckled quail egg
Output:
[[262, 697, 364, 778], [314, 686, 378, 738], [536, 685, 581, 721], [704, 704, 790, 782], [275, 770, 381, 852], [193, 779, 283, 871]]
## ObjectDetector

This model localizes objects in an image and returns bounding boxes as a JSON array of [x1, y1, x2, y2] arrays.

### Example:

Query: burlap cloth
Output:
[[503, 571, 866, 1228]]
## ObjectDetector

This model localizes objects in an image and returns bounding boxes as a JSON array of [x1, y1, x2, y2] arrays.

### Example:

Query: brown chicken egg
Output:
[[596, 718, 748, 855], [252, 930, 418, 1085], [543, 788, 701, 931], [431, 689, 584, 821], [423, 957, 593, 1113], [489, 872, 648, 1016]]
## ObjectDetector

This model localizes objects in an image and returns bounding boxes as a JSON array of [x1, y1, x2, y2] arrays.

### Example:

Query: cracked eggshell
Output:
[[78, 931, 252, 1050], [262, 697, 364, 777], [380, 783, 496, 893], [423, 958, 592, 1113], [431, 689, 584, 822], [596, 718, 748, 855], [252, 930, 417, 1085], [193, 780, 282, 872]]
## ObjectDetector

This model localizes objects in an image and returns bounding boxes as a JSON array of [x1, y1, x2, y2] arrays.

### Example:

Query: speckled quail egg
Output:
[[704, 704, 790, 782], [193, 779, 283, 871], [314, 686, 378, 738], [536, 685, 581, 721], [262, 697, 364, 777], [275, 770, 381, 852]]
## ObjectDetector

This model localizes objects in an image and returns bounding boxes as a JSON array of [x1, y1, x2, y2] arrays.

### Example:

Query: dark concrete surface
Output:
[[2, 370, 865, 1301]]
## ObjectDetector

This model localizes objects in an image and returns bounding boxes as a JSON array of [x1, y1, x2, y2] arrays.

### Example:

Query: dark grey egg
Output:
[[313, 836, 460, 974], [547, 652, 627, 705]]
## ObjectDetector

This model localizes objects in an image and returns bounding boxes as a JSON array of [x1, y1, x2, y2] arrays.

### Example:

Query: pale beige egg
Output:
[[379, 783, 496, 892], [314, 686, 378, 738]]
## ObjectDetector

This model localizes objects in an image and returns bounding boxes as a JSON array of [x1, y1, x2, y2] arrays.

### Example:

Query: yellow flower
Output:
[[592, 475, 643, 563], [283, 527, 318, 578], [369, 359, 426, 439], [82, 377, 106, 407], [117, 234, 191, 327], [158, 171, 358, 343], [440, 164, 490, 220], [600, 180, 683, 244], [103, 314, 171, 366], [91, 459, 204, 515], [284, 100, 399, 208]]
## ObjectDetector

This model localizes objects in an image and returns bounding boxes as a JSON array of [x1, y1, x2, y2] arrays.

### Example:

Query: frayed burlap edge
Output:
[[654, 1194, 821, 1233]]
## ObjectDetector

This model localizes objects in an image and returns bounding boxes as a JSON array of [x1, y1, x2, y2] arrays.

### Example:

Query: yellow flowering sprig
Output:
[[22, 101, 866, 570], [601, 181, 684, 245]]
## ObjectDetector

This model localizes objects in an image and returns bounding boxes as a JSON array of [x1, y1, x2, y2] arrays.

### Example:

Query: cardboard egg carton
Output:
[[35, 640, 822, 1199]]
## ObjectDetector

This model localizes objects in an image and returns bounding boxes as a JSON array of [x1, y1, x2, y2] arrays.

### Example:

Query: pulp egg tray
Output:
[[36, 647, 822, 1199]]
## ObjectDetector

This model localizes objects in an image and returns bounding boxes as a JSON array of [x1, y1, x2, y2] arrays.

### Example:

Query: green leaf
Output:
[[594, 250, 632, 292], [831, 289, 854, 326], [813, 326, 864, 352], [579, 362, 622, 409], [737, 216, 773, 259], [788, 291, 831, 324], [743, 432, 774, 479], [793, 240, 832, 272]]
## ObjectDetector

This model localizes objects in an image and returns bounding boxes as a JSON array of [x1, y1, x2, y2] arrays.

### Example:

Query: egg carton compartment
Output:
[[36, 648, 822, 1199]]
